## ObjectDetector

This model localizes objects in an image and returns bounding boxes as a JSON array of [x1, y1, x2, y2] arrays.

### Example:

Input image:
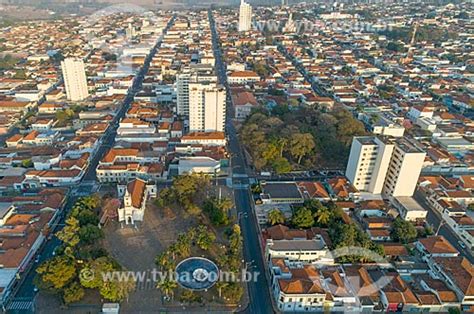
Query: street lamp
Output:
[[435, 220, 445, 236]]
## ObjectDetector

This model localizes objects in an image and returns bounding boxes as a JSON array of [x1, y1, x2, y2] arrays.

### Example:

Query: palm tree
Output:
[[157, 279, 177, 300], [155, 251, 175, 271], [168, 243, 178, 260], [216, 281, 229, 298], [268, 209, 285, 225], [217, 198, 233, 213], [314, 207, 331, 226], [176, 233, 192, 257], [196, 225, 216, 250]]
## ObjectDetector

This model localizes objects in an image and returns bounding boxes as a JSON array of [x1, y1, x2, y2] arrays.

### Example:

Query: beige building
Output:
[[238, 0, 252, 32], [346, 136, 425, 198], [61, 58, 89, 101]]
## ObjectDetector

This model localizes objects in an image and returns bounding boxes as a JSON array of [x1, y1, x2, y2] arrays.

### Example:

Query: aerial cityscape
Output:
[[0, 0, 473, 313]]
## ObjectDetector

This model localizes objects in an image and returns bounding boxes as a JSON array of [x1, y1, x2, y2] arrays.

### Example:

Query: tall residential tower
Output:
[[345, 136, 426, 198], [239, 0, 252, 32], [61, 58, 89, 101], [189, 82, 226, 133]]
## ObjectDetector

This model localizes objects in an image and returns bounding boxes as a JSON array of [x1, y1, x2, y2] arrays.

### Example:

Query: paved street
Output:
[[414, 192, 474, 263], [209, 10, 273, 314], [10, 16, 177, 310]]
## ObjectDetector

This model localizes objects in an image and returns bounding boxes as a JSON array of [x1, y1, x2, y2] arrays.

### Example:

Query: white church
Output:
[[117, 178, 157, 225]]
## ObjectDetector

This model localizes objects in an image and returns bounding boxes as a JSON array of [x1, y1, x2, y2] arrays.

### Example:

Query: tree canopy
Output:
[[391, 217, 418, 244], [240, 107, 366, 171]]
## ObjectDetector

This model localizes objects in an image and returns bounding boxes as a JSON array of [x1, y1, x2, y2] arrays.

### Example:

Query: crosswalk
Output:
[[7, 299, 34, 311]]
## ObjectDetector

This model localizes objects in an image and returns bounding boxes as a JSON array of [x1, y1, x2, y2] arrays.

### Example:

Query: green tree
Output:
[[229, 225, 242, 256], [74, 195, 100, 211], [155, 251, 176, 271], [74, 209, 99, 226], [221, 282, 244, 303], [386, 41, 407, 52], [171, 174, 210, 210], [80, 257, 113, 289], [0, 55, 20, 70], [21, 159, 33, 168], [391, 218, 418, 244], [155, 187, 174, 208], [173, 174, 208, 199], [204, 198, 230, 226], [100, 277, 135, 302], [13, 69, 27, 79], [250, 183, 262, 194], [331, 223, 358, 248], [268, 209, 285, 225], [180, 290, 202, 304], [261, 142, 279, 162], [291, 207, 314, 228], [195, 225, 216, 251], [274, 137, 289, 158], [314, 206, 331, 226], [56, 217, 80, 248], [272, 157, 292, 174], [176, 233, 192, 258], [36, 256, 77, 291], [289, 133, 315, 164], [157, 279, 178, 299], [217, 198, 233, 213], [78, 224, 103, 245], [63, 281, 84, 304]]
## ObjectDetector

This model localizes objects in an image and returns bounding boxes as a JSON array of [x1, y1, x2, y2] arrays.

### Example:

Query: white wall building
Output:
[[189, 82, 226, 132], [117, 179, 157, 225], [176, 64, 217, 116], [265, 237, 331, 264], [238, 0, 253, 32], [346, 136, 394, 195], [382, 138, 426, 198], [346, 136, 426, 198], [177, 156, 221, 175], [61, 58, 89, 101]]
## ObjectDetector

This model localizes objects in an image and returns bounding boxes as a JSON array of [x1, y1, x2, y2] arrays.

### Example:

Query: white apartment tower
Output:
[[346, 136, 426, 198], [177, 64, 217, 116], [239, 0, 253, 32], [189, 82, 226, 132], [61, 58, 89, 101]]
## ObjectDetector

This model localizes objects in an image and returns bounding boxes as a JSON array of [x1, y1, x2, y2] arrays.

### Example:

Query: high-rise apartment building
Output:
[[189, 82, 226, 132], [176, 64, 217, 116], [239, 0, 253, 32], [345, 136, 426, 198], [61, 58, 89, 101]]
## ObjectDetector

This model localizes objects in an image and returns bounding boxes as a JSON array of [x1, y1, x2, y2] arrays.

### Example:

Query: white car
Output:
[[459, 241, 466, 249]]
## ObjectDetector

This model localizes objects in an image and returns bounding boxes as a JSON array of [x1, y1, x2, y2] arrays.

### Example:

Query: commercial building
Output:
[[61, 58, 89, 101]]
